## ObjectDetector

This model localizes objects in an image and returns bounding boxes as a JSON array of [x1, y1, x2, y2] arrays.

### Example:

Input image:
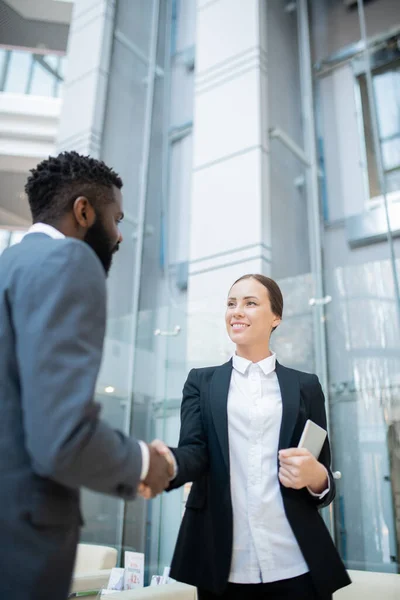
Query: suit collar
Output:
[[209, 360, 300, 472]]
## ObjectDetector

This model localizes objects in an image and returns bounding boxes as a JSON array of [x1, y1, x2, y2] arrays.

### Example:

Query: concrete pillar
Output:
[[56, 0, 115, 157], [187, 0, 271, 366]]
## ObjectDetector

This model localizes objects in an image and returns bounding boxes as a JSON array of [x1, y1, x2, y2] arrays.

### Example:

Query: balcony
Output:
[[0, 45, 66, 226], [0, 45, 65, 173]]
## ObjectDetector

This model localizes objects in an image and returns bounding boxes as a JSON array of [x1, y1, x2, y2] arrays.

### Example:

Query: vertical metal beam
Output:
[[356, 0, 400, 328], [155, 0, 174, 573], [0, 50, 11, 91], [115, 0, 161, 562], [297, 0, 335, 537]]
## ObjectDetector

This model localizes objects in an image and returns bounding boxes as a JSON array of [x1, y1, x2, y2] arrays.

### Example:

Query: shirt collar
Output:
[[232, 352, 276, 376], [26, 223, 66, 240]]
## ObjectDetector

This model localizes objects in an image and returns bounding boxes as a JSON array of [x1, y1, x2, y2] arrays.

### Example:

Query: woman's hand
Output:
[[138, 440, 176, 500], [278, 448, 328, 494]]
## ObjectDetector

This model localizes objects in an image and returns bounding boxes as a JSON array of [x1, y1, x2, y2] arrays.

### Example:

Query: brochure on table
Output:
[[104, 552, 173, 593]]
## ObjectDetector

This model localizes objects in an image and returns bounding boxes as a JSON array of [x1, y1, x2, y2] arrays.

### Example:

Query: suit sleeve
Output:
[[168, 369, 209, 490], [307, 375, 335, 508], [13, 240, 142, 499]]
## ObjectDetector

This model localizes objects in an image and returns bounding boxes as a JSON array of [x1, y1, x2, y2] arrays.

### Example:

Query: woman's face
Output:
[[225, 278, 281, 347]]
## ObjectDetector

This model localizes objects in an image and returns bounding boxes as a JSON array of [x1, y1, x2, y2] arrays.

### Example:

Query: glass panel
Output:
[[0, 48, 65, 97], [356, 62, 400, 199], [374, 65, 400, 142], [79, 0, 155, 558], [29, 60, 57, 97], [116, 0, 154, 57], [381, 138, 400, 173], [3, 50, 32, 94], [78, 0, 174, 579], [102, 39, 149, 222], [325, 259, 400, 571], [385, 170, 400, 194], [0, 49, 8, 89], [123, 0, 172, 580], [309, 0, 400, 574], [310, 0, 399, 67]]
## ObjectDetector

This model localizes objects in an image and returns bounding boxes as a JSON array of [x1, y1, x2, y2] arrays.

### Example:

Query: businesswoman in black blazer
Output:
[[151, 274, 350, 599]]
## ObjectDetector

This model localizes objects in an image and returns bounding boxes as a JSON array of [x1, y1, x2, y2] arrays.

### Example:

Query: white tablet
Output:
[[298, 419, 327, 458]]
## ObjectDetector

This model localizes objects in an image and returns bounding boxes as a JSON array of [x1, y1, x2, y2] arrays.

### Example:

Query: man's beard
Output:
[[84, 215, 119, 275]]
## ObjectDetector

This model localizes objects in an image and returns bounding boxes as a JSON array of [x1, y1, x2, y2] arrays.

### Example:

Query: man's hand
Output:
[[138, 442, 174, 499], [278, 448, 328, 493], [138, 440, 175, 500]]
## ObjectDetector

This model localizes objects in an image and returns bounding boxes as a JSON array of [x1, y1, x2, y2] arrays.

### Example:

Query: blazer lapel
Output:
[[209, 360, 232, 471], [276, 361, 300, 450]]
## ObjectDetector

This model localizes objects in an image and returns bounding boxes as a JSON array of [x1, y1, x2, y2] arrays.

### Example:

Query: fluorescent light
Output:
[[105, 386, 115, 394]]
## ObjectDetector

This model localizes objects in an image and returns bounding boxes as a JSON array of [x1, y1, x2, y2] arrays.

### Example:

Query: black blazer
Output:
[[168, 360, 351, 597]]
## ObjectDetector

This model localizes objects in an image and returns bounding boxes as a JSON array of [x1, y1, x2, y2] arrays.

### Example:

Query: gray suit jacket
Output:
[[0, 232, 142, 600]]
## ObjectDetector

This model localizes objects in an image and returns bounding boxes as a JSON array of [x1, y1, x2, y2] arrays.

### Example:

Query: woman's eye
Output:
[[247, 301, 256, 306]]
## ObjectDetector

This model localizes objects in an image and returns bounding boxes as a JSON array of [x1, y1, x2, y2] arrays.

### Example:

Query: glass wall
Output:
[[78, 0, 194, 582], [311, 0, 400, 572], [267, 0, 400, 575], [79, 0, 168, 568], [77, 0, 400, 581]]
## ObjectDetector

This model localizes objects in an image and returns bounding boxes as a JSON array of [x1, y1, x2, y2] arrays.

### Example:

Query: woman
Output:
[[154, 274, 350, 599]]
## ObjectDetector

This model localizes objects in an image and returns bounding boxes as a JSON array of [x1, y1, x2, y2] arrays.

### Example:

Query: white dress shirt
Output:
[[228, 352, 309, 584], [26, 223, 150, 481]]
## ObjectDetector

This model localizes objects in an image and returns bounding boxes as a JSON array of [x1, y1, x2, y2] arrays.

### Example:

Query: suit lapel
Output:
[[209, 360, 232, 471], [276, 361, 300, 450]]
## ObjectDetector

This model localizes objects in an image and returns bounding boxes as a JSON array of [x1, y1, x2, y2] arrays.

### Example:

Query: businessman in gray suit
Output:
[[0, 151, 171, 600]]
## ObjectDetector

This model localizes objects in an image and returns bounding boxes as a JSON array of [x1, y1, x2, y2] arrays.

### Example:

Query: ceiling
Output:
[[3, 0, 73, 25]]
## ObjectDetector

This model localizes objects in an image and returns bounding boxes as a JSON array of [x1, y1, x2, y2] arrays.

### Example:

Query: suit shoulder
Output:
[[192, 365, 219, 375], [3, 236, 105, 296], [55, 238, 104, 273], [21, 236, 102, 276], [190, 362, 231, 382], [279, 363, 319, 386]]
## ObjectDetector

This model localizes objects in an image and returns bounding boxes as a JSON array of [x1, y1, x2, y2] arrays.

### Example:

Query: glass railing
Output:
[[0, 45, 66, 98]]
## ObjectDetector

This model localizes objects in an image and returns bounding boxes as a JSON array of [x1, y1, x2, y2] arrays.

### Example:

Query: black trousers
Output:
[[197, 573, 332, 600]]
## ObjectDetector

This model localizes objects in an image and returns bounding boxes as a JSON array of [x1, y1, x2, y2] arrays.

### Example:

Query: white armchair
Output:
[[70, 543, 118, 596]]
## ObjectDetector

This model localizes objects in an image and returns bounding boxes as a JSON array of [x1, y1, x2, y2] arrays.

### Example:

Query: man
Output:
[[0, 151, 171, 600]]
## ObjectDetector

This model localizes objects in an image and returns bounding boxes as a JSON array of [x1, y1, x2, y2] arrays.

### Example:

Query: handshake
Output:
[[138, 440, 175, 500]]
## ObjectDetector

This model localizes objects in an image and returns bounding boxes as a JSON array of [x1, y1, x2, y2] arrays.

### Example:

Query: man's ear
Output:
[[73, 196, 96, 230]]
